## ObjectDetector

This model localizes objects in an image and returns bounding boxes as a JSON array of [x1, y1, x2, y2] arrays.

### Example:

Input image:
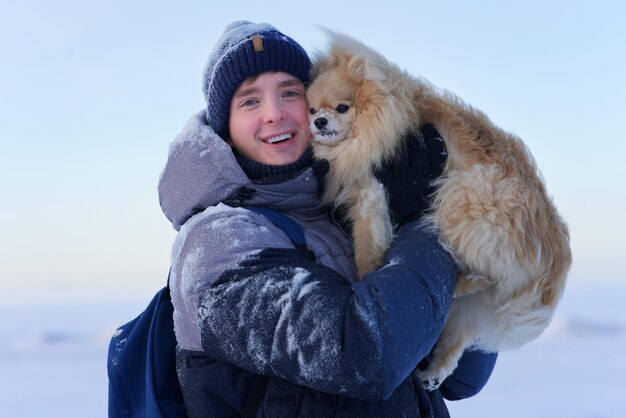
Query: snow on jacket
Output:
[[158, 111, 487, 417]]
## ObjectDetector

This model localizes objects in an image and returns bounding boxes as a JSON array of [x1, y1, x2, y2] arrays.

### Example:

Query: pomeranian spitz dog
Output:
[[306, 31, 572, 390]]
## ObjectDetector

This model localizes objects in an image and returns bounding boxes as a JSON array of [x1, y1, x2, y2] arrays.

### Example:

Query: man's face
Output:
[[228, 71, 311, 166]]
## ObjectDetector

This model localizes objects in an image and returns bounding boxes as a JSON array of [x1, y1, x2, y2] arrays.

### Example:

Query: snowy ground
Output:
[[1, 280, 624, 418], [446, 281, 626, 418]]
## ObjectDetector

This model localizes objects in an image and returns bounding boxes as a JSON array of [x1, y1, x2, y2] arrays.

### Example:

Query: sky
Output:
[[1, 0, 625, 301]]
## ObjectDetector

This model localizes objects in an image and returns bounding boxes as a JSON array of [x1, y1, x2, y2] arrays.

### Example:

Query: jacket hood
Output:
[[158, 110, 249, 230], [158, 110, 323, 230]]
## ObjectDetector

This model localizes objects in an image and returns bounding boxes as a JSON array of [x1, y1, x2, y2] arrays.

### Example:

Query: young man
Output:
[[158, 21, 496, 417]]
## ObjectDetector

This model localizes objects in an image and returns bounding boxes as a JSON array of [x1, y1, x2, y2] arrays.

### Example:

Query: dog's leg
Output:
[[417, 303, 477, 390], [352, 180, 394, 278]]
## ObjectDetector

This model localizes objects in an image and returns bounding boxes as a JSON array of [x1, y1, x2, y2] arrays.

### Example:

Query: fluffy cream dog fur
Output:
[[306, 31, 572, 390]]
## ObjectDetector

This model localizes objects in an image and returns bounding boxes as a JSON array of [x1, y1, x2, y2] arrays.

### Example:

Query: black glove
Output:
[[374, 124, 447, 225]]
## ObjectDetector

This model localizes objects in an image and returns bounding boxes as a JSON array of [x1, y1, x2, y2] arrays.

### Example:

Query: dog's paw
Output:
[[415, 369, 444, 391], [358, 181, 388, 217]]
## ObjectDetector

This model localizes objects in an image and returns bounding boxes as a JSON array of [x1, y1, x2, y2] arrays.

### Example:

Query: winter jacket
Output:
[[158, 111, 495, 417]]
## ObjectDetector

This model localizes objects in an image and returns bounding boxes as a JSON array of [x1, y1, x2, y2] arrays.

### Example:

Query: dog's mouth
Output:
[[312, 129, 341, 144]]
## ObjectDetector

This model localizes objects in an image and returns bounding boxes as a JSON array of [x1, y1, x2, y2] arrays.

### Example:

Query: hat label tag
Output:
[[252, 35, 264, 52]]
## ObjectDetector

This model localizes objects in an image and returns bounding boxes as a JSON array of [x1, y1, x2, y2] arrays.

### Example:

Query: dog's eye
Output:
[[309, 107, 317, 115], [335, 104, 350, 114]]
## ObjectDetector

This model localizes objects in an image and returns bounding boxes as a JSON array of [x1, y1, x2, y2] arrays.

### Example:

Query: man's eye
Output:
[[336, 104, 350, 113], [283, 90, 301, 98], [241, 99, 259, 107]]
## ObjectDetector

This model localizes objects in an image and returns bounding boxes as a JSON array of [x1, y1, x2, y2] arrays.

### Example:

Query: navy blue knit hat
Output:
[[203, 21, 312, 138]]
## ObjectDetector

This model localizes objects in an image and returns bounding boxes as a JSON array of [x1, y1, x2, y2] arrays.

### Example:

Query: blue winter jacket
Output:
[[158, 112, 496, 417]]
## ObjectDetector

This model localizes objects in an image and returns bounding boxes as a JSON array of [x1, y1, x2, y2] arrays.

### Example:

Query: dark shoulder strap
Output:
[[248, 206, 313, 258]]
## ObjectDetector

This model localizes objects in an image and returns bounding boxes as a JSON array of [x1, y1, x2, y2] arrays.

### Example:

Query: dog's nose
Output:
[[314, 117, 328, 129]]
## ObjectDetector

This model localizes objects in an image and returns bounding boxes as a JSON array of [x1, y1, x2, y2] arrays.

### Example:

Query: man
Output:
[[158, 20, 496, 417]]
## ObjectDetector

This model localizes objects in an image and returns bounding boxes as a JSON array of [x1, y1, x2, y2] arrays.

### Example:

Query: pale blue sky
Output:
[[1, 0, 624, 301]]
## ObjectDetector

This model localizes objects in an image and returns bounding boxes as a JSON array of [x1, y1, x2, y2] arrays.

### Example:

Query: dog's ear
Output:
[[346, 55, 366, 80], [348, 55, 385, 82]]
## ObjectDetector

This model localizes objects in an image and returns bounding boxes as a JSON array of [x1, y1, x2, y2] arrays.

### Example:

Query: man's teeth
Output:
[[265, 133, 292, 144]]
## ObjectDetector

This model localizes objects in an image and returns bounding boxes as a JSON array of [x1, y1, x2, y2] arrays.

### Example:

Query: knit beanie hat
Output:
[[203, 21, 312, 138]]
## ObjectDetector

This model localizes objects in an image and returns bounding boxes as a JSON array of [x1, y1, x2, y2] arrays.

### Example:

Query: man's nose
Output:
[[263, 98, 285, 124]]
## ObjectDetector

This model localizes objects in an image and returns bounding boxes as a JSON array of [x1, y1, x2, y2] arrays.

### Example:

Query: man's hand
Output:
[[374, 124, 447, 225]]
